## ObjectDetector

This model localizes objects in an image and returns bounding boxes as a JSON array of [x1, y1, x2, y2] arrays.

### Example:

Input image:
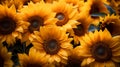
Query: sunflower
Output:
[[0, 44, 13, 67], [73, 29, 120, 67], [69, 15, 92, 45], [18, 47, 48, 67], [89, 0, 109, 14], [31, 26, 73, 65], [19, 1, 57, 46], [0, 5, 25, 46], [100, 14, 120, 36], [82, 0, 109, 21], [51, 0, 80, 31]]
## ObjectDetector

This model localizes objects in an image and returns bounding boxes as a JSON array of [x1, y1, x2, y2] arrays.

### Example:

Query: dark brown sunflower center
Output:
[[44, 39, 60, 55], [55, 13, 69, 26], [90, 4, 99, 14], [101, 23, 115, 35], [0, 56, 4, 67], [28, 16, 44, 33], [84, 0, 87, 2], [67, 56, 81, 67], [91, 42, 112, 62], [26, 63, 41, 67], [73, 24, 85, 36], [105, 23, 114, 34], [115, 0, 120, 2], [0, 16, 16, 35]]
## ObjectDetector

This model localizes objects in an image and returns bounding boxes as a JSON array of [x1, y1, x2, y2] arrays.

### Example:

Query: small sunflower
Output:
[[89, 0, 109, 14], [31, 26, 73, 65], [18, 47, 47, 67], [73, 29, 120, 67], [83, 0, 109, 20], [0, 44, 13, 67], [100, 14, 120, 36], [0, 5, 25, 46], [52, 0, 80, 31], [19, 1, 57, 46], [69, 16, 92, 44]]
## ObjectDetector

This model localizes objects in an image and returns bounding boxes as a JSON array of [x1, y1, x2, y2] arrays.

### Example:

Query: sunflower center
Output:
[[90, 4, 99, 14], [0, 16, 16, 35], [55, 13, 69, 26], [73, 24, 85, 36], [115, 0, 120, 2], [84, 0, 87, 2], [27, 63, 41, 67], [28, 16, 44, 33], [105, 23, 114, 35], [44, 39, 60, 55], [56, 13, 65, 20], [91, 42, 112, 62], [0, 56, 4, 67]]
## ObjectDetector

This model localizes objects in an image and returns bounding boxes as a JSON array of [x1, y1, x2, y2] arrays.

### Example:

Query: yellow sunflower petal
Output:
[[112, 56, 120, 62], [105, 61, 116, 67]]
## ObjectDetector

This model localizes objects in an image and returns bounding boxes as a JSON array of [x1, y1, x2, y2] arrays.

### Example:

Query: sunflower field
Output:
[[0, 0, 120, 67]]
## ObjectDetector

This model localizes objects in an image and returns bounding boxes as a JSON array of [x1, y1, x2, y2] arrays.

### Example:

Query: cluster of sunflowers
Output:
[[0, 0, 120, 67]]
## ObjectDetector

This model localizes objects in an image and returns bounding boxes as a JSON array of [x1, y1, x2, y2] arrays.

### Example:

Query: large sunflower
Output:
[[18, 47, 48, 67], [73, 29, 120, 67], [19, 1, 57, 46], [100, 14, 120, 36], [0, 44, 13, 67], [0, 5, 25, 46], [31, 26, 73, 66], [51, 0, 80, 31]]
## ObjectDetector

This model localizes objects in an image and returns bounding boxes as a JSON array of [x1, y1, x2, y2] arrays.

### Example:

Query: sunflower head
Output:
[[69, 15, 92, 44], [31, 26, 73, 64], [52, 0, 70, 26], [0, 5, 25, 45], [89, 0, 109, 14], [20, 1, 56, 33], [100, 14, 120, 36], [52, 0, 80, 30], [18, 47, 47, 67], [73, 29, 120, 67], [0, 44, 13, 67], [19, 1, 57, 46], [82, 0, 109, 20]]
